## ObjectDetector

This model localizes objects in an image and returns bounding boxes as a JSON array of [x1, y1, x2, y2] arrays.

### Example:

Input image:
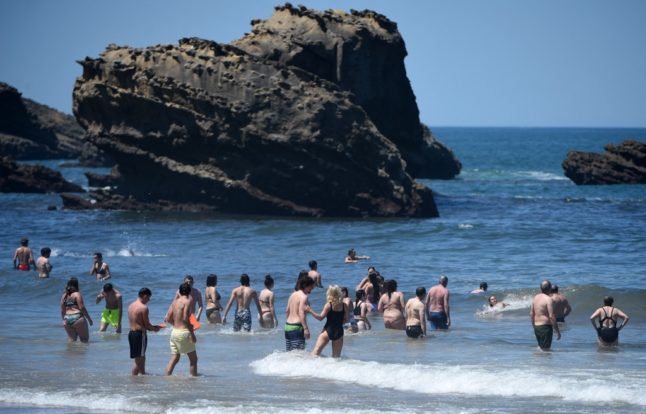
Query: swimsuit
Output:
[[323, 304, 345, 341], [206, 307, 221, 318], [233, 308, 252, 332], [284, 322, 305, 351], [18, 263, 29, 271], [597, 307, 619, 344], [64, 313, 83, 327], [556, 316, 565, 323], [101, 308, 120, 327], [533, 324, 553, 350], [406, 325, 423, 338], [428, 311, 448, 330], [129, 330, 147, 358], [170, 328, 196, 354]]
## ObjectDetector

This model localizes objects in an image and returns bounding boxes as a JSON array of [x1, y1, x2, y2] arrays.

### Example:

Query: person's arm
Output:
[[377, 295, 386, 314], [399, 293, 406, 315], [183, 302, 196, 343], [142, 306, 161, 332], [89, 262, 96, 276], [530, 302, 535, 326], [421, 304, 427, 337], [444, 292, 451, 327], [547, 299, 560, 340], [269, 292, 278, 326], [102, 264, 112, 280], [355, 277, 368, 292], [222, 290, 236, 324], [425, 291, 432, 318], [28, 249, 35, 267], [589, 309, 600, 330], [13, 249, 18, 269], [116, 294, 123, 333], [563, 299, 572, 318], [253, 291, 262, 318], [95, 289, 104, 305], [357, 255, 370, 260], [195, 290, 203, 321], [60, 294, 67, 323], [308, 303, 329, 321], [77, 293, 93, 326], [299, 296, 311, 339], [344, 257, 357, 263], [615, 309, 630, 330]]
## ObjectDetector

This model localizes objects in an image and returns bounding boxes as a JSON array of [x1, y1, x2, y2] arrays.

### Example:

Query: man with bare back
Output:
[[308, 260, 323, 288], [165, 282, 198, 376], [426, 275, 451, 330], [530, 280, 561, 351], [127, 287, 161, 375], [13, 238, 34, 271], [285, 276, 315, 351], [223, 274, 262, 332]]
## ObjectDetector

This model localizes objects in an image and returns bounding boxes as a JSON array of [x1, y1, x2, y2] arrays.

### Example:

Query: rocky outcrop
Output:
[[71, 36, 438, 217], [233, 4, 461, 179], [0, 82, 111, 166], [563, 140, 646, 185], [0, 157, 84, 193]]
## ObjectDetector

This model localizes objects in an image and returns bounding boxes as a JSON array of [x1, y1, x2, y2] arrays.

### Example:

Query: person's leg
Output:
[[75, 318, 90, 343], [187, 351, 198, 376], [311, 331, 330, 356], [133, 357, 146, 375], [331, 337, 344, 358], [63, 324, 78, 342], [165, 354, 180, 375]]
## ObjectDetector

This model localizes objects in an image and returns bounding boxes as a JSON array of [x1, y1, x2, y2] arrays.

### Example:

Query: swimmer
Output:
[[344, 248, 370, 263], [356, 268, 381, 312], [471, 281, 488, 294], [426, 275, 451, 330], [353, 289, 372, 330], [308, 260, 323, 288], [204, 274, 222, 324], [405, 287, 427, 339], [308, 285, 347, 357], [550, 285, 572, 323], [165, 282, 198, 376], [590, 296, 629, 346], [258, 275, 278, 329], [488, 295, 509, 309], [36, 247, 53, 278], [13, 238, 34, 271], [377, 279, 406, 330], [89, 252, 111, 281], [530, 280, 561, 351], [96, 283, 123, 333], [222, 274, 262, 332], [127, 287, 161, 375]]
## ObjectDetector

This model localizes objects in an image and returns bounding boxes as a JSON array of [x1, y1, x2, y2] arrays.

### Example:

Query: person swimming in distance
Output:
[[590, 296, 629, 347], [488, 295, 509, 309], [471, 282, 488, 294], [308, 260, 322, 288], [344, 248, 370, 263]]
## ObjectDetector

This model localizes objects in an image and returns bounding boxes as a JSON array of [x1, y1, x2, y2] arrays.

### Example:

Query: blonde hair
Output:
[[326, 285, 343, 307]]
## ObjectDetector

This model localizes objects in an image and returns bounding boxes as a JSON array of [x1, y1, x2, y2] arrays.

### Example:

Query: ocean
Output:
[[1, 127, 645, 413]]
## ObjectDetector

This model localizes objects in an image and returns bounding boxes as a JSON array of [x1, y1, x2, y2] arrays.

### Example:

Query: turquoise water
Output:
[[1, 128, 645, 413]]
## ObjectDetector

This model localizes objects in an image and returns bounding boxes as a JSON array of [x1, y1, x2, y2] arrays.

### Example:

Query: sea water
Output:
[[0, 127, 645, 413]]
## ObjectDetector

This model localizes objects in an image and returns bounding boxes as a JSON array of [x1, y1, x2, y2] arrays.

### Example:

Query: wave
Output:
[[251, 352, 646, 406], [50, 247, 165, 258]]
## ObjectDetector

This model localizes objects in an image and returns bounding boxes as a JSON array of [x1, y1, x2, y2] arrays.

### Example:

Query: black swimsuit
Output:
[[324, 304, 345, 341], [598, 307, 619, 343]]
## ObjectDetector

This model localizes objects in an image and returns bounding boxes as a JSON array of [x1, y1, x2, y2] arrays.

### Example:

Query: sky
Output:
[[1, 0, 645, 127]]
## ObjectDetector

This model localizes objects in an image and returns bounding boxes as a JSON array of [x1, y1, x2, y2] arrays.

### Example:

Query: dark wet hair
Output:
[[309, 260, 317, 269], [368, 272, 380, 303], [347, 248, 355, 256], [416, 287, 426, 298], [294, 270, 309, 291], [341, 286, 349, 298], [206, 274, 217, 287], [386, 279, 397, 298], [480, 282, 488, 291], [65, 277, 79, 295], [102, 283, 113, 292], [603, 296, 614, 306], [94, 252, 102, 259], [298, 275, 315, 290], [41, 247, 51, 256], [20, 238, 29, 246], [179, 282, 191, 296], [184, 275, 194, 283], [356, 289, 366, 301], [240, 274, 250, 286], [264, 274, 274, 288], [139, 287, 152, 298], [551, 284, 559, 293]]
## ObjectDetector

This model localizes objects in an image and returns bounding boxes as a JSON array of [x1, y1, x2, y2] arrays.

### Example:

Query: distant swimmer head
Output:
[[20, 238, 29, 246], [240, 273, 250, 286], [41, 247, 51, 257], [540, 280, 552, 294], [326, 284, 343, 307], [439, 275, 448, 286], [264, 274, 274, 289], [206, 274, 217, 287], [179, 282, 191, 296], [416, 287, 426, 299], [551, 284, 559, 294], [603, 296, 614, 306], [347, 248, 356, 258], [489, 295, 498, 307], [102, 283, 113, 293], [308, 260, 317, 269], [480, 282, 488, 291]]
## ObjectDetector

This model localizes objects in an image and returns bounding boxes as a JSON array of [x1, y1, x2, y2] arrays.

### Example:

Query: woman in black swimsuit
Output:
[[308, 285, 346, 357], [590, 296, 630, 346]]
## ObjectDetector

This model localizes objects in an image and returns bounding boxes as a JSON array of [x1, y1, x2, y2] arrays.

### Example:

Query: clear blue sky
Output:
[[1, 0, 645, 127]]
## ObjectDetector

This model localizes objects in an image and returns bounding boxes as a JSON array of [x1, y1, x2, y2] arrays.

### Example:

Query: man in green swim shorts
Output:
[[96, 283, 123, 333]]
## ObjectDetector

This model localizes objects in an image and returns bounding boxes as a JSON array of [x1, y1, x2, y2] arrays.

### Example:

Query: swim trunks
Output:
[[170, 328, 196, 354], [64, 313, 82, 327], [429, 311, 448, 330], [101, 308, 120, 327], [233, 308, 252, 332], [406, 325, 423, 338], [129, 330, 147, 358], [18, 263, 29, 271], [556, 316, 565, 323], [598, 326, 619, 344], [284, 322, 305, 351], [533, 324, 553, 350]]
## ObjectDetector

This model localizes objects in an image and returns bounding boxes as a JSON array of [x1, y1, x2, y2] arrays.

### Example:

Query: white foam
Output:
[[250, 352, 646, 406], [515, 170, 569, 181], [0, 388, 152, 412], [458, 223, 474, 229]]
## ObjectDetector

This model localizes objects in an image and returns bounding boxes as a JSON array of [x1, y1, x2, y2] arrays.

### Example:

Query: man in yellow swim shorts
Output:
[[165, 282, 198, 376], [96, 283, 123, 333]]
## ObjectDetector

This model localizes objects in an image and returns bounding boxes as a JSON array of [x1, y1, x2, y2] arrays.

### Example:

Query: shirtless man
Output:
[[165, 275, 203, 323], [405, 287, 427, 338], [13, 238, 34, 271], [165, 283, 198, 376], [127, 287, 161, 375], [426, 275, 451, 330], [550, 285, 572, 323], [90, 252, 111, 281], [36, 247, 53, 278], [285, 276, 315, 351], [223, 274, 262, 332], [308, 260, 323, 288], [96, 283, 123, 333], [344, 248, 370, 263], [530, 280, 561, 351]]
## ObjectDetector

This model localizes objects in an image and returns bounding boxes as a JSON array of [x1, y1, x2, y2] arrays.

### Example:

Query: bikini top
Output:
[[599, 307, 617, 327], [354, 301, 363, 316], [64, 295, 78, 308], [95, 263, 106, 275]]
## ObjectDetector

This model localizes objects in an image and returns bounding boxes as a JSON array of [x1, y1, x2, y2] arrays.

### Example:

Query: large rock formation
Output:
[[0, 157, 84, 193], [0, 82, 111, 166], [233, 4, 461, 179], [70, 36, 438, 217], [563, 140, 646, 185]]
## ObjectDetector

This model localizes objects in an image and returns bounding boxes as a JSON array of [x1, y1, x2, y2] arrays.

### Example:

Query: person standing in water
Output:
[[60, 277, 93, 343], [13, 238, 34, 271], [405, 287, 427, 339], [309, 285, 347, 357], [165, 282, 198, 376], [308, 260, 323, 288], [166, 275, 203, 323], [590, 296, 630, 346], [530, 280, 561, 351], [378, 279, 406, 330], [90, 252, 111, 281], [36, 247, 53, 278], [258, 275, 278, 328], [96, 283, 123, 333], [204, 274, 222, 324], [353, 289, 372, 331], [127, 287, 161, 375], [550, 285, 572, 323], [222, 274, 262, 332], [426, 275, 451, 330], [285, 276, 315, 351]]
